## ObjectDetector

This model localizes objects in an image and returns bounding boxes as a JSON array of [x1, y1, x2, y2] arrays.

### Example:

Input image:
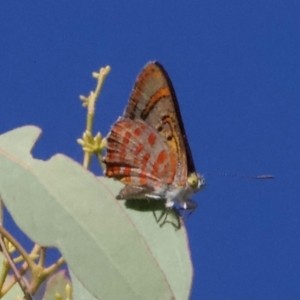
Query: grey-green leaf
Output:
[[70, 270, 98, 300], [0, 126, 193, 300]]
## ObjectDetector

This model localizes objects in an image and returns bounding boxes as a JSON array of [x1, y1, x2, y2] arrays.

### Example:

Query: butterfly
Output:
[[104, 62, 205, 215]]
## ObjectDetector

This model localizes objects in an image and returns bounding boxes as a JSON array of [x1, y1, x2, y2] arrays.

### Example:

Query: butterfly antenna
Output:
[[206, 172, 275, 180]]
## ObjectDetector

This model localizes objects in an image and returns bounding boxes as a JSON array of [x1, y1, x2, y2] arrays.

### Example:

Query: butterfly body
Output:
[[104, 62, 205, 211]]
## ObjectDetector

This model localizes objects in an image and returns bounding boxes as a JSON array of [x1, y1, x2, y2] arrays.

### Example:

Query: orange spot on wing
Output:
[[157, 150, 167, 164], [142, 153, 151, 166], [134, 127, 142, 137], [161, 163, 169, 179], [167, 152, 177, 184], [113, 166, 120, 175], [148, 133, 156, 146], [152, 150, 167, 178], [138, 170, 148, 185], [123, 167, 131, 176], [122, 177, 131, 184], [120, 131, 131, 161], [140, 176, 147, 185], [106, 166, 121, 177], [134, 144, 144, 155], [122, 132, 131, 145], [106, 151, 115, 162], [133, 157, 139, 167], [152, 87, 171, 102]]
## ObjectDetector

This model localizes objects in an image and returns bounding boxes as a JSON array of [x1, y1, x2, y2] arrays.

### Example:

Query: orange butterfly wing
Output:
[[125, 61, 196, 184], [105, 62, 197, 199]]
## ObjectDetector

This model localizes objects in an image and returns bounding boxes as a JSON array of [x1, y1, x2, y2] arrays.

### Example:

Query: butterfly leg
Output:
[[179, 199, 198, 221], [155, 200, 173, 225]]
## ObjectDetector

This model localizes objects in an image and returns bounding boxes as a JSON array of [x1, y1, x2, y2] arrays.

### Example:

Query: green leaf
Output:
[[70, 271, 98, 300], [0, 126, 193, 300]]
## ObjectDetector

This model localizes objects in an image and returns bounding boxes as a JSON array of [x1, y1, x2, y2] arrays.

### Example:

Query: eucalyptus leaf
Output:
[[0, 126, 193, 300], [70, 271, 98, 300]]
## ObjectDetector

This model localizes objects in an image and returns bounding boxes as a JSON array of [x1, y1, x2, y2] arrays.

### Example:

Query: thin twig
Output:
[[0, 235, 33, 299]]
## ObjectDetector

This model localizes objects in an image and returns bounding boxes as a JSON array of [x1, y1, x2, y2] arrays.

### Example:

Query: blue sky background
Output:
[[1, 1, 299, 299]]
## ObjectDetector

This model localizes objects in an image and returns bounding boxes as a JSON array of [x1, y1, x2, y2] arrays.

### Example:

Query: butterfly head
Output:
[[187, 172, 205, 193], [165, 172, 205, 212]]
